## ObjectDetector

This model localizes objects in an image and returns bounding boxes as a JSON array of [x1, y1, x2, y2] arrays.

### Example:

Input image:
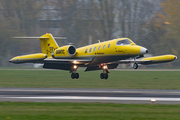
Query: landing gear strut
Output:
[[100, 64, 109, 79], [133, 58, 138, 69], [71, 65, 79, 79], [133, 62, 138, 69]]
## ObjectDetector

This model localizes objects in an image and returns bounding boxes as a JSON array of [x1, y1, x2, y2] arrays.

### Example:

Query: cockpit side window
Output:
[[116, 39, 131, 46], [85, 49, 87, 53]]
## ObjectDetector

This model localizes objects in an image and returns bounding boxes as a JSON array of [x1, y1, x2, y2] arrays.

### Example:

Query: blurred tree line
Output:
[[0, 0, 44, 66], [140, 0, 180, 67], [0, 0, 179, 67]]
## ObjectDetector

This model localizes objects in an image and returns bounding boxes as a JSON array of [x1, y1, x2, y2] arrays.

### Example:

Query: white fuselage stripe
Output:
[[50, 33, 59, 47]]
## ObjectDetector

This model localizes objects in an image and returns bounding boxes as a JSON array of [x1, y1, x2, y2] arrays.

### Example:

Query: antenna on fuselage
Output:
[[98, 40, 100, 43]]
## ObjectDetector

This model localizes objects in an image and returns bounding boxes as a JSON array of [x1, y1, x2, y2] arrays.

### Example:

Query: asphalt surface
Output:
[[0, 88, 180, 104]]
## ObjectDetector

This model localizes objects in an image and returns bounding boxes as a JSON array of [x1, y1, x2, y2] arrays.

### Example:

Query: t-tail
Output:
[[9, 33, 65, 63], [39, 33, 59, 57]]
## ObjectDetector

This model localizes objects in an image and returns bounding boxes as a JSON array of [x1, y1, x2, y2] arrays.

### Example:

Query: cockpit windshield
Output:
[[116, 39, 132, 46]]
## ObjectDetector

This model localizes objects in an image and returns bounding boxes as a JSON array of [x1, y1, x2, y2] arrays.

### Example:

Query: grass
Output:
[[0, 70, 180, 89], [0, 102, 180, 120], [0, 70, 179, 120]]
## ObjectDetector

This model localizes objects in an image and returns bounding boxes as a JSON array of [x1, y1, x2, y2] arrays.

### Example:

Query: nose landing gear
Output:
[[133, 62, 138, 69], [133, 58, 138, 69]]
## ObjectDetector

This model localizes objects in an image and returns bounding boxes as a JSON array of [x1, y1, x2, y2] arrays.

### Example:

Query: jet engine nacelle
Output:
[[52, 45, 76, 58]]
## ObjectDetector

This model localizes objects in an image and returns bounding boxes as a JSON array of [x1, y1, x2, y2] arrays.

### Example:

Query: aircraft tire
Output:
[[71, 73, 75, 79], [75, 73, 79, 79], [133, 63, 138, 69], [100, 73, 104, 79], [104, 73, 108, 79]]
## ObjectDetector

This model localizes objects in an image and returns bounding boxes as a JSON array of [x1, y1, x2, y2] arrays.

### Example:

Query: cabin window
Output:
[[108, 44, 110, 48], [85, 49, 87, 53], [103, 45, 106, 49], [94, 47, 96, 51], [98, 46, 101, 50], [116, 39, 131, 46], [89, 47, 92, 53]]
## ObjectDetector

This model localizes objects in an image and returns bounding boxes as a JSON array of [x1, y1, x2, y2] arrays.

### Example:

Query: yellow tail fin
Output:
[[39, 33, 59, 57]]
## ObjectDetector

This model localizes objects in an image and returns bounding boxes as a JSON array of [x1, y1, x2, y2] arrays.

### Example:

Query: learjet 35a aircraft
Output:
[[9, 33, 177, 79]]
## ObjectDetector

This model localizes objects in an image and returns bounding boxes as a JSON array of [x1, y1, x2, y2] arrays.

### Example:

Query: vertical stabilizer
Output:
[[39, 33, 59, 57]]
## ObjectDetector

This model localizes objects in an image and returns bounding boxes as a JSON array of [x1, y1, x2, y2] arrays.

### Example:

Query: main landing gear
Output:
[[71, 73, 79, 79], [100, 73, 108, 79], [100, 63, 109, 79], [71, 65, 79, 79]]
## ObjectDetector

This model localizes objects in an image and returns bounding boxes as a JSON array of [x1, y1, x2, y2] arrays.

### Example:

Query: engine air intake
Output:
[[68, 46, 76, 55], [52, 45, 76, 58]]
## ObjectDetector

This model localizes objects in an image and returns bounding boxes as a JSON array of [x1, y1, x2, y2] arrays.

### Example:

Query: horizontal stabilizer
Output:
[[13, 37, 66, 39]]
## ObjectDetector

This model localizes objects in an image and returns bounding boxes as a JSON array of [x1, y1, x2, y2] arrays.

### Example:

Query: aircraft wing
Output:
[[119, 55, 177, 65], [42, 57, 93, 71], [42, 55, 177, 71], [43, 57, 93, 65]]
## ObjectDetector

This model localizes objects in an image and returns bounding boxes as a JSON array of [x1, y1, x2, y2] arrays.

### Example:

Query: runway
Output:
[[0, 88, 180, 104]]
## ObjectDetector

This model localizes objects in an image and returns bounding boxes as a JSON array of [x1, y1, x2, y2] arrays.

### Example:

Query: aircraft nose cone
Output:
[[140, 47, 148, 54]]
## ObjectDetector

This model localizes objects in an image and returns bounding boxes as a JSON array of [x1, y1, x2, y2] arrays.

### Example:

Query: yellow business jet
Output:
[[9, 33, 177, 79]]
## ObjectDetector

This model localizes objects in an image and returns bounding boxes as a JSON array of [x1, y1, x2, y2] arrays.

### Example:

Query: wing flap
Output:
[[43, 57, 93, 65], [85, 63, 119, 72], [43, 63, 72, 70], [43, 57, 94, 70]]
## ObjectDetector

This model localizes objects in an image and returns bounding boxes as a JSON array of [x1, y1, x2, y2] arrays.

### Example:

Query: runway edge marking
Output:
[[3, 96, 180, 101]]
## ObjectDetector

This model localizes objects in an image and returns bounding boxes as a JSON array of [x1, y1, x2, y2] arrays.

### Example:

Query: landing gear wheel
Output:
[[71, 73, 75, 79], [75, 73, 79, 79], [100, 73, 108, 79], [71, 73, 79, 79], [100, 73, 104, 79], [104, 73, 108, 79], [133, 63, 138, 69]]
